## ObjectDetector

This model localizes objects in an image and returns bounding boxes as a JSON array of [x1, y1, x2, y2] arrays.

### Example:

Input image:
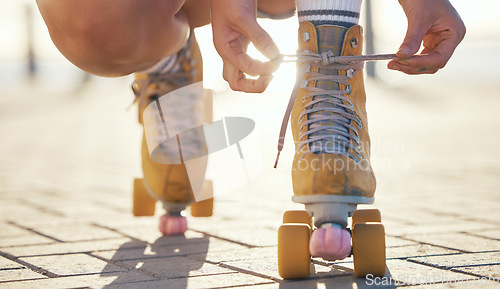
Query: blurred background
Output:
[[0, 0, 498, 215]]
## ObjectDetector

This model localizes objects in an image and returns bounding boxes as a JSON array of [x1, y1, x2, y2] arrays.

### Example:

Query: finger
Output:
[[223, 62, 273, 93], [219, 36, 279, 77], [242, 21, 280, 60], [396, 36, 459, 70], [397, 17, 429, 59], [388, 61, 438, 75]]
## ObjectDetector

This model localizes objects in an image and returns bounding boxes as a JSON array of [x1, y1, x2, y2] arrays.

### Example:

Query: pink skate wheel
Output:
[[159, 214, 187, 235], [310, 226, 351, 261]]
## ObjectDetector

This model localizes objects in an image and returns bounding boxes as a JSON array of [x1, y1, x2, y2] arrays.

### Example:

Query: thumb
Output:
[[244, 22, 280, 60], [398, 21, 426, 59]]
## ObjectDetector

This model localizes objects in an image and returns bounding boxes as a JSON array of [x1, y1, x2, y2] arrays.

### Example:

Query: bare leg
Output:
[[257, 0, 295, 17], [36, 0, 210, 77]]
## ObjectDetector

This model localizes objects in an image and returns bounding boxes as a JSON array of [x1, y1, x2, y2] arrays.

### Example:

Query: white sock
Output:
[[139, 54, 180, 75], [296, 0, 362, 27]]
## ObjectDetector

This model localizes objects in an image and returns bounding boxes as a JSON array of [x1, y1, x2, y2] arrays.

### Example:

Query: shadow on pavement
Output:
[[278, 266, 397, 289], [100, 234, 210, 288]]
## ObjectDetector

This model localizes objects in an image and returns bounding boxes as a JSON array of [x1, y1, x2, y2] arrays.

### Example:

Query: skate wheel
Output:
[[190, 198, 213, 217], [132, 178, 156, 216], [352, 209, 381, 226], [283, 210, 312, 228], [159, 214, 187, 235], [278, 223, 311, 279], [190, 180, 213, 217], [352, 223, 386, 277]]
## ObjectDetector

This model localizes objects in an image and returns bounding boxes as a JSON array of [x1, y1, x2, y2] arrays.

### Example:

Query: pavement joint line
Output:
[[450, 268, 500, 283], [405, 258, 500, 281], [394, 235, 472, 254], [464, 231, 500, 241], [91, 200, 129, 214], [216, 262, 280, 282], [0, 242, 55, 250], [6, 221, 65, 243], [0, 277, 50, 284], [87, 251, 238, 281], [91, 223, 150, 244], [189, 229, 258, 249], [0, 250, 59, 278], [11, 243, 148, 258], [461, 217, 500, 225], [0, 266, 26, 271], [451, 262, 500, 268], [17, 199, 65, 217], [207, 281, 277, 289]]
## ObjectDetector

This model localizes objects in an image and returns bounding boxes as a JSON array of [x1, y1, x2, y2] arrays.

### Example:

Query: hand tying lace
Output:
[[273, 52, 397, 168]]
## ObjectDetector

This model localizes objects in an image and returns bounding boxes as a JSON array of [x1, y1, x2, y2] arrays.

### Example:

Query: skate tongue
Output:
[[315, 25, 347, 55], [309, 25, 351, 155]]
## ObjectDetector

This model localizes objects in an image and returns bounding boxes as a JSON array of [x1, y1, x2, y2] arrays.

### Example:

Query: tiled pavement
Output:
[[0, 72, 499, 289]]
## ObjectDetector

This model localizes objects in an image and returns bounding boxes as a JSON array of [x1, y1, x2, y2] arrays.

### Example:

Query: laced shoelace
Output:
[[274, 52, 397, 168]]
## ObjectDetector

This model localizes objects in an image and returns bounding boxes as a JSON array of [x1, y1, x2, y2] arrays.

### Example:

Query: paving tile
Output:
[[188, 246, 277, 263], [102, 273, 274, 289], [196, 226, 278, 247], [404, 233, 500, 253], [385, 259, 473, 285], [0, 271, 156, 289], [94, 237, 244, 261], [113, 226, 205, 244], [19, 222, 124, 242], [19, 253, 127, 276], [2, 238, 141, 258], [384, 220, 498, 237], [469, 229, 500, 241], [0, 206, 58, 223], [0, 223, 30, 238], [0, 234, 55, 248], [385, 236, 418, 248], [410, 252, 500, 269], [0, 268, 48, 282], [387, 244, 460, 259], [223, 256, 350, 281], [0, 256, 25, 270], [121, 256, 234, 279]]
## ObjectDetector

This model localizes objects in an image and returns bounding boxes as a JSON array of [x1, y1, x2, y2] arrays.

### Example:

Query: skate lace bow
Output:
[[273, 52, 397, 168]]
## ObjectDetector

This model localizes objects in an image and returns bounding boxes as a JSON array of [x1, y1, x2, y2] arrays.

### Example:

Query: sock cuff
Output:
[[138, 54, 179, 75], [296, 0, 362, 27]]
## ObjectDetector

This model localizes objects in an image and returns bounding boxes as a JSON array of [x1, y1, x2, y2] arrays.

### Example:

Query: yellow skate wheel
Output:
[[133, 178, 156, 216], [352, 223, 386, 277], [278, 223, 311, 279], [190, 198, 213, 217], [190, 180, 214, 217], [352, 209, 381, 226], [283, 210, 312, 228]]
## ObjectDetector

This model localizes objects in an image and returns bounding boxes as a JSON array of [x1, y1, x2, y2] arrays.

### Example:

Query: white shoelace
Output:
[[274, 52, 397, 167]]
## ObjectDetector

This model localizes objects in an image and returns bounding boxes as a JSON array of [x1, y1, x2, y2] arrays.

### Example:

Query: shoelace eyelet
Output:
[[347, 69, 354, 78], [350, 38, 358, 48], [346, 85, 352, 94]]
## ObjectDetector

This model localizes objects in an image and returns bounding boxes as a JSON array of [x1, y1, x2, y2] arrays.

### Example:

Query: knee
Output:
[[257, 0, 296, 19], [37, 0, 187, 76]]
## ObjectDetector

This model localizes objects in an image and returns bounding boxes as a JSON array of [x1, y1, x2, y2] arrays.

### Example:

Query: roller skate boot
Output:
[[131, 33, 214, 236], [277, 22, 385, 278]]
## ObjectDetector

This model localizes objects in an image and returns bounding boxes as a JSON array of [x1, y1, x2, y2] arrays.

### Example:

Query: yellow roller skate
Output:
[[131, 32, 213, 235], [276, 22, 386, 278]]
